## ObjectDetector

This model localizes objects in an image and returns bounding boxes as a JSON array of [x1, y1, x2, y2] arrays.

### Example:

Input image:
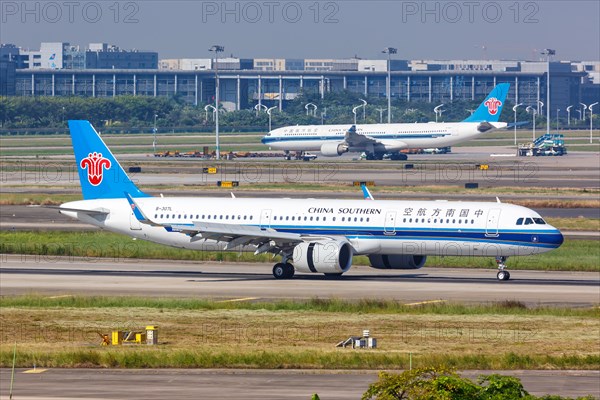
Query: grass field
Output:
[[0, 231, 598, 271], [0, 296, 598, 370]]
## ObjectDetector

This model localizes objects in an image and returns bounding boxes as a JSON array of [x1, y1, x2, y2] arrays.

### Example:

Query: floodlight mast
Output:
[[209, 45, 224, 160], [541, 49, 555, 135], [382, 47, 397, 123]]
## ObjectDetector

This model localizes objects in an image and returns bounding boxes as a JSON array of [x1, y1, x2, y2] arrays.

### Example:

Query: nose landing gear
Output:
[[496, 256, 510, 281]]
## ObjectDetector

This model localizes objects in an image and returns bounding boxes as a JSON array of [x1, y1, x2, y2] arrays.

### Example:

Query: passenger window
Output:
[[517, 218, 523, 225]]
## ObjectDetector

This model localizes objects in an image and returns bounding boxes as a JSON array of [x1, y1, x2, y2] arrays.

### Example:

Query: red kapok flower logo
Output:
[[80, 152, 111, 186], [484, 97, 502, 115]]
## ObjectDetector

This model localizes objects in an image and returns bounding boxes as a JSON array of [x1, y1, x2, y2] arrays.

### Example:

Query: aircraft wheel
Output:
[[283, 263, 295, 279], [273, 263, 286, 279], [497, 270, 510, 281]]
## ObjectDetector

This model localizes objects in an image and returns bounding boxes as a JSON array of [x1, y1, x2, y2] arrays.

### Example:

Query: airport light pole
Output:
[[305, 102, 317, 117], [513, 103, 523, 145], [209, 45, 224, 160], [254, 103, 267, 116], [352, 105, 361, 124], [360, 99, 367, 120], [537, 100, 544, 121], [376, 108, 387, 123], [580, 103, 587, 122], [204, 104, 216, 121], [589, 102, 598, 143], [152, 114, 158, 153], [541, 49, 555, 135], [566, 105, 573, 126], [267, 106, 277, 132], [434, 104, 444, 123], [382, 47, 397, 123], [526, 106, 537, 141]]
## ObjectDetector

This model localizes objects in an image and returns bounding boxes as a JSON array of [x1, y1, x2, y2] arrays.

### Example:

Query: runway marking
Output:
[[404, 300, 447, 306], [218, 297, 259, 303], [23, 368, 48, 374], [45, 295, 74, 299]]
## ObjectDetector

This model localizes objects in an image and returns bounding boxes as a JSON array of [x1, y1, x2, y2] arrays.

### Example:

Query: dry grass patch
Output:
[[1, 304, 598, 369]]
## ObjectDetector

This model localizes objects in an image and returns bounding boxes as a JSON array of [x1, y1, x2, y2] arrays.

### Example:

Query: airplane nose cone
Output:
[[556, 230, 564, 247]]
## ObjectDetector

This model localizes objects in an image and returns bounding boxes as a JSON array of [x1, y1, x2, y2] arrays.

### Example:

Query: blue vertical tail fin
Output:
[[68, 120, 149, 200], [462, 83, 510, 123]]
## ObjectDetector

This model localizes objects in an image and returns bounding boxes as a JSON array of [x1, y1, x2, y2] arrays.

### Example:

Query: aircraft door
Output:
[[129, 210, 142, 230], [260, 209, 272, 230], [384, 211, 397, 235], [485, 208, 501, 236]]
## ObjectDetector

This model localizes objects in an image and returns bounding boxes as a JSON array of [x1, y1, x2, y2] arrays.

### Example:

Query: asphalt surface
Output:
[[1, 256, 599, 306], [1, 369, 598, 399], [2, 147, 600, 188]]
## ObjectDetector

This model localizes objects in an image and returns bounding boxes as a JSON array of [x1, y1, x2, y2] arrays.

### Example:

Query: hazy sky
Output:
[[2, 0, 599, 60]]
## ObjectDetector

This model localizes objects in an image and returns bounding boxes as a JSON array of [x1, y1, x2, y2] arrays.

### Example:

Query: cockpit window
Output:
[[516, 218, 524, 225], [533, 218, 546, 225], [524, 218, 534, 225]]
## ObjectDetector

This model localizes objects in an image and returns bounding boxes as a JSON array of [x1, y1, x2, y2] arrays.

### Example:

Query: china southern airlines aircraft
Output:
[[262, 83, 510, 160], [60, 120, 562, 281]]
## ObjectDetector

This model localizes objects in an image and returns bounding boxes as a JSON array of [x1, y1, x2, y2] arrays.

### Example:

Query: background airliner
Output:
[[60, 120, 562, 281], [262, 83, 510, 160]]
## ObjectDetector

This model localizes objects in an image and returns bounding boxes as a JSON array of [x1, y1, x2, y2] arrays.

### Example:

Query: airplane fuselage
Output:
[[61, 197, 562, 258], [262, 122, 507, 153]]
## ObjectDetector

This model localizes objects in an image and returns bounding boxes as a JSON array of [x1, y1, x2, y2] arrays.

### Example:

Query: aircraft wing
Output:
[[344, 125, 380, 146], [125, 193, 332, 254], [168, 221, 307, 253]]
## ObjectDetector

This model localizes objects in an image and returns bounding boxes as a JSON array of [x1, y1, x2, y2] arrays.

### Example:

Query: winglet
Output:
[[125, 192, 158, 226], [361, 184, 374, 200]]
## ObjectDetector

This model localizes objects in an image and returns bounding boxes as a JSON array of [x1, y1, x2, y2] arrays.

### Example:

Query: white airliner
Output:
[[60, 120, 563, 281], [262, 83, 510, 160]]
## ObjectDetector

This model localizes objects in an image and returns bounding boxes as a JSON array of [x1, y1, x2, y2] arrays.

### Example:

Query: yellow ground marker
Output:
[[218, 297, 259, 303], [23, 368, 47, 374], [404, 300, 447, 306]]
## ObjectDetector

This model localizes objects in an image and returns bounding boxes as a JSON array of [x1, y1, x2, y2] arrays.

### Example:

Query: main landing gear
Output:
[[496, 256, 510, 281], [272, 255, 295, 279]]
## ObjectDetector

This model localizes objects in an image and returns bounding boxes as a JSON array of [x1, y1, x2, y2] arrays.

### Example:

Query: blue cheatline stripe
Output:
[[163, 222, 562, 248]]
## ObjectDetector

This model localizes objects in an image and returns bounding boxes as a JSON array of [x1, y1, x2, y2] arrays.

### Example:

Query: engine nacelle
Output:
[[293, 240, 353, 274], [368, 254, 427, 270], [320, 142, 349, 157]]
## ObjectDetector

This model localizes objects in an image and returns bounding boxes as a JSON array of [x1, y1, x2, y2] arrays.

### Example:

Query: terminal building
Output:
[[2, 42, 599, 116]]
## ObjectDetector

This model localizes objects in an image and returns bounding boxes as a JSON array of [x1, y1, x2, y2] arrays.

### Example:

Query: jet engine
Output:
[[320, 142, 349, 157], [368, 254, 427, 270], [293, 240, 353, 274]]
